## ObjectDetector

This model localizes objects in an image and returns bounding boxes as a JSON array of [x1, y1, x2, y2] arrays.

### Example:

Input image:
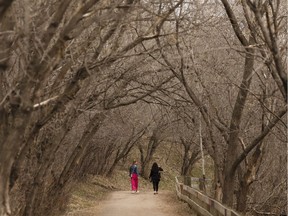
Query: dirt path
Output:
[[97, 191, 176, 216], [65, 189, 196, 216]]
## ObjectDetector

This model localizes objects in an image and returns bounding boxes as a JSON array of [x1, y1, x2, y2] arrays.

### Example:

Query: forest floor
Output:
[[62, 171, 197, 216]]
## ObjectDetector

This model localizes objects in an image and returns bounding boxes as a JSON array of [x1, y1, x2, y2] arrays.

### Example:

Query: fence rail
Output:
[[175, 176, 242, 216]]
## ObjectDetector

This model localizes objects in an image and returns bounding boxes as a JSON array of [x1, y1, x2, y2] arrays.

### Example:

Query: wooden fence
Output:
[[175, 176, 242, 216]]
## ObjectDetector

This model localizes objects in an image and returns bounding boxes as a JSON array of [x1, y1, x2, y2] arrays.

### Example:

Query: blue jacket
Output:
[[129, 165, 139, 176]]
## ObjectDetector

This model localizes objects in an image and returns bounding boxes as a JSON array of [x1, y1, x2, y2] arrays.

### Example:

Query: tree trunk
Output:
[[236, 180, 249, 212], [236, 88, 268, 212], [181, 143, 190, 175], [213, 164, 224, 202], [215, 181, 223, 202], [139, 131, 160, 178], [23, 108, 80, 216], [58, 112, 105, 186], [0, 7, 17, 215], [222, 39, 255, 206], [0, 107, 33, 215], [0, 156, 13, 216]]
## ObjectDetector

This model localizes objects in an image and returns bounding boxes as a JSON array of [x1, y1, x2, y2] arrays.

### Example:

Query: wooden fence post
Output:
[[184, 176, 191, 187]]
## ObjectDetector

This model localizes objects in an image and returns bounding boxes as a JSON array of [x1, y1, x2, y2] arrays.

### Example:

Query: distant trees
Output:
[[172, 106, 201, 176]]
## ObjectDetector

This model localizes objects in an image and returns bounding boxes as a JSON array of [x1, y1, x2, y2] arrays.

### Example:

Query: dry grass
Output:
[[161, 191, 197, 216], [62, 175, 114, 216]]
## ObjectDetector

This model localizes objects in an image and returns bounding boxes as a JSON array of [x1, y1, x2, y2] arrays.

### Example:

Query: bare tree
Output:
[[1, 0, 286, 215], [151, 0, 286, 212], [0, 0, 187, 215]]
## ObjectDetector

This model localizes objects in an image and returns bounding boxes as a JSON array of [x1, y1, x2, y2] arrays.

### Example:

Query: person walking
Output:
[[129, 160, 140, 193], [149, 162, 163, 195]]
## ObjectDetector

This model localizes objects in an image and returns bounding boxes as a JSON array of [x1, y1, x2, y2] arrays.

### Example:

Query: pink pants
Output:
[[131, 173, 138, 191]]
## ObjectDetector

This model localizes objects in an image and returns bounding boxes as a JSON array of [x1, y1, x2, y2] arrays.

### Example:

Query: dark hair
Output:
[[151, 162, 159, 171]]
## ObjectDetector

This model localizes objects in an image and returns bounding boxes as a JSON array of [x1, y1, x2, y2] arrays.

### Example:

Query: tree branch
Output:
[[220, 0, 249, 46], [0, 0, 14, 21], [231, 107, 287, 174]]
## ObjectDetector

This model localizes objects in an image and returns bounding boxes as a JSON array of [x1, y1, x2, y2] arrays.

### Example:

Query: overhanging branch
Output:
[[230, 107, 287, 174]]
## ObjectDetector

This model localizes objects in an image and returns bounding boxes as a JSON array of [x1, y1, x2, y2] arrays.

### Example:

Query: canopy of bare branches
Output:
[[0, 0, 286, 215]]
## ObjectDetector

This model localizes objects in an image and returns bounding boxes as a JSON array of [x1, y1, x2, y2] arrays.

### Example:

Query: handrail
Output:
[[175, 176, 242, 216]]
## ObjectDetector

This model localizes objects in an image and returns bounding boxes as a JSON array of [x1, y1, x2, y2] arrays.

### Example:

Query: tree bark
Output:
[[23, 107, 80, 216], [180, 138, 199, 176], [222, 40, 255, 206], [58, 112, 105, 186], [236, 145, 262, 212], [0, 0, 14, 21], [236, 180, 249, 212]]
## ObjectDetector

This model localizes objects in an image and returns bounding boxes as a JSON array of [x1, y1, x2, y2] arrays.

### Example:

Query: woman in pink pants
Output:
[[129, 160, 139, 193]]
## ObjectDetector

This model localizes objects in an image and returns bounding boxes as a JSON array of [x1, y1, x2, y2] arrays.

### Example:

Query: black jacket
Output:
[[149, 167, 163, 181]]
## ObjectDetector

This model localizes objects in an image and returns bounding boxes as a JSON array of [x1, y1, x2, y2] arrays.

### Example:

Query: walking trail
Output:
[[97, 191, 175, 216], [65, 190, 196, 216]]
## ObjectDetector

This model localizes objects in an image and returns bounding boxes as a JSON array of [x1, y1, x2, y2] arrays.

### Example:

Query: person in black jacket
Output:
[[149, 162, 163, 194]]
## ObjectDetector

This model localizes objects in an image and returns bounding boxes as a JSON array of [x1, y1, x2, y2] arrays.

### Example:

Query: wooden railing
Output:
[[175, 176, 242, 216]]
